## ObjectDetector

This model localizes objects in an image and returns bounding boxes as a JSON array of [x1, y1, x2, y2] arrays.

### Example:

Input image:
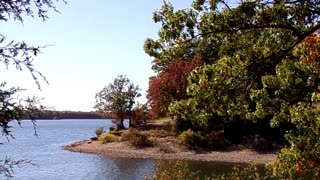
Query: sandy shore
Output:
[[63, 140, 278, 164]]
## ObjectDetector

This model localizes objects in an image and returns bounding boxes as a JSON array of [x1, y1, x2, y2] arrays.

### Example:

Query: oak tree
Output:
[[146, 0, 320, 178], [95, 75, 141, 129]]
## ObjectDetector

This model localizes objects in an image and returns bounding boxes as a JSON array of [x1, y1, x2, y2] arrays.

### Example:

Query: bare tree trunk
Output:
[[117, 116, 125, 130], [128, 111, 133, 127]]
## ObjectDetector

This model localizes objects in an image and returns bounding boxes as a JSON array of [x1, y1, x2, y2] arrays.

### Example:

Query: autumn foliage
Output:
[[147, 56, 203, 118], [300, 30, 320, 68], [131, 104, 149, 126]]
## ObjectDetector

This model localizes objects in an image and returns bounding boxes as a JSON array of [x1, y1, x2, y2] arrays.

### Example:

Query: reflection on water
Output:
[[187, 160, 247, 178], [92, 157, 155, 180], [0, 120, 242, 180]]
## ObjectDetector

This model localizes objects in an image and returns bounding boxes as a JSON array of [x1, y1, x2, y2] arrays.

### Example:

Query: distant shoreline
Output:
[[37, 110, 113, 120], [34, 119, 111, 120], [63, 140, 278, 164]]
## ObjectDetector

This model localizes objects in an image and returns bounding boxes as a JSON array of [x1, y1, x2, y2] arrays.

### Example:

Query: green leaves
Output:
[[0, 0, 67, 22], [270, 105, 320, 178], [159, 0, 320, 123], [147, 0, 320, 178], [94, 75, 140, 128], [0, 82, 44, 138], [0, 1, 65, 179], [0, 157, 33, 179], [144, 1, 200, 71]]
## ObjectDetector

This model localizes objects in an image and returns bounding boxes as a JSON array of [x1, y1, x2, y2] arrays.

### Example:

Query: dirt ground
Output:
[[64, 139, 277, 164]]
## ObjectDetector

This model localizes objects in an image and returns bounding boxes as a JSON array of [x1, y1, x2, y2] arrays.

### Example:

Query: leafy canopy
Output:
[[147, 56, 203, 118], [146, 0, 320, 177], [95, 75, 141, 129]]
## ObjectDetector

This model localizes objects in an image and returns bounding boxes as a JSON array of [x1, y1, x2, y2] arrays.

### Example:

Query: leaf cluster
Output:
[[0, 156, 33, 180], [0, 82, 44, 139], [0, 0, 67, 89], [145, 160, 201, 180], [0, 0, 67, 22], [95, 75, 141, 128]]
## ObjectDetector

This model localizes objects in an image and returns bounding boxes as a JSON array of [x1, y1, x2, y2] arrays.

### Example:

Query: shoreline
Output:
[[63, 140, 278, 164]]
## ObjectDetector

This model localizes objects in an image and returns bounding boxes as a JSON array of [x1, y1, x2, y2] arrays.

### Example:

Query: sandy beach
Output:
[[64, 140, 278, 164]]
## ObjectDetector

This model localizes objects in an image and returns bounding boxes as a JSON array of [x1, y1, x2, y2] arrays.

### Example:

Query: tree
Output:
[[146, 0, 320, 178], [299, 29, 320, 70], [131, 103, 149, 126], [95, 75, 141, 129], [147, 56, 203, 118], [0, 0, 66, 178]]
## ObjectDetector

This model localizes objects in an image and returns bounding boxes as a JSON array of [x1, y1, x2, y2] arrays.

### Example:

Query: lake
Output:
[[0, 120, 238, 180]]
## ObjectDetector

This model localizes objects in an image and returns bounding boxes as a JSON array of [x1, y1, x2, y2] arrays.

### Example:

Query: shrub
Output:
[[267, 105, 320, 179], [130, 133, 155, 147], [121, 129, 155, 147], [98, 133, 118, 143], [147, 129, 170, 138], [95, 126, 105, 137], [109, 127, 115, 132], [172, 117, 194, 134], [205, 131, 228, 149], [120, 129, 135, 141], [212, 164, 272, 180], [178, 129, 204, 149], [249, 134, 273, 151], [144, 161, 273, 180], [144, 160, 201, 180]]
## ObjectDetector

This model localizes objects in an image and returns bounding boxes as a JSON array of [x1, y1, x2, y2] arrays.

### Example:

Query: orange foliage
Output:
[[131, 105, 148, 126], [295, 157, 320, 175], [300, 30, 320, 68], [147, 55, 203, 118]]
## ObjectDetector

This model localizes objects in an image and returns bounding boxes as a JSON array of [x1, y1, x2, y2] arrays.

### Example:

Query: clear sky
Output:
[[0, 0, 193, 112]]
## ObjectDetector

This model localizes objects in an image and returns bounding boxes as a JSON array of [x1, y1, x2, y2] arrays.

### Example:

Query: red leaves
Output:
[[300, 30, 320, 67], [147, 56, 203, 118], [295, 157, 320, 175]]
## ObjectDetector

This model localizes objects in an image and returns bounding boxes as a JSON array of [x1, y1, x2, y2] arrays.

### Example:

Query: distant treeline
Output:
[[38, 110, 111, 120]]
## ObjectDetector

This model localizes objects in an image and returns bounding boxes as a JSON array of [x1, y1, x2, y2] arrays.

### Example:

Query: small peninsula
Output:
[[64, 141, 277, 164], [64, 119, 278, 165]]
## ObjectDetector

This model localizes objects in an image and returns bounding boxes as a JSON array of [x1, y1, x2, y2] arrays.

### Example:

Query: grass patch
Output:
[[95, 126, 105, 138], [121, 129, 155, 147], [98, 133, 118, 143]]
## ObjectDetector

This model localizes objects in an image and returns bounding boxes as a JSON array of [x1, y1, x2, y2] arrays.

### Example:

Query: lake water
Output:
[[0, 120, 238, 180]]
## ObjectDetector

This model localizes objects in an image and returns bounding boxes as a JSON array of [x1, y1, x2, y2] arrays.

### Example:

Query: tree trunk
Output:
[[128, 111, 133, 127], [117, 117, 125, 130]]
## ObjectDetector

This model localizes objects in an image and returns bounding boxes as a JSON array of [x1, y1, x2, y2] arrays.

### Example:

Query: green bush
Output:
[[95, 126, 105, 138], [144, 160, 201, 180], [267, 105, 320, 179], [144, 161, 273, 180], [212, 164, 272, 180], [121, 129, 155, 147], [120, 129, 134, 141], [178, 129, 204, 149], [98, 133, 118, 143], [249, 134, 273, 152]]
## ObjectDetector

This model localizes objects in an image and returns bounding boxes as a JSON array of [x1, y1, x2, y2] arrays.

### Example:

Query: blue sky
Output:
[[0, 0, 193, 112]]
